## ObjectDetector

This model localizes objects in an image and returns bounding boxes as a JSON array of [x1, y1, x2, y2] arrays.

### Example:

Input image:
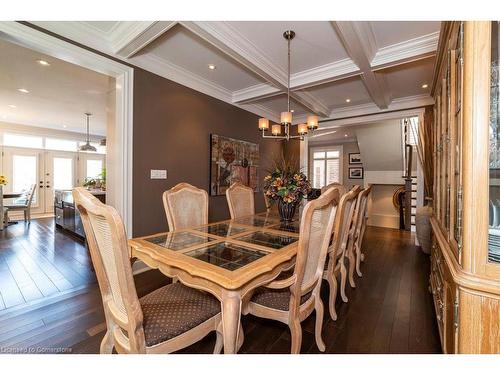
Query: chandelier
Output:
[[79, 112, 97, 152], [258, 30, 319, 141]]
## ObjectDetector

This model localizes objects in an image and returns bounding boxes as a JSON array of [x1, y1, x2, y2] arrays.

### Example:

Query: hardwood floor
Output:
[[0, 218, 96, 311], [0, 223, 441, 354]]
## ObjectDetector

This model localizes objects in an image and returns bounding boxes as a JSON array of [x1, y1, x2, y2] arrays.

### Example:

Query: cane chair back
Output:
[[163, 183, 208, 231], [293, 187, 340, 302], [226, 182, 255, 219], [329, 186, 361, 259], [321, 182, 347, 197], [73, 187, 144, 352]]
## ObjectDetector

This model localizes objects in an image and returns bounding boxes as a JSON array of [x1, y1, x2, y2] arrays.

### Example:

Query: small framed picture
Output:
[[349, 167, 364, 179], [349, 152, 362, 164]]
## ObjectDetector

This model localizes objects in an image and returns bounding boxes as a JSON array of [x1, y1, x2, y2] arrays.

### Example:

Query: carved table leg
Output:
[[221, 290, 243, 354]]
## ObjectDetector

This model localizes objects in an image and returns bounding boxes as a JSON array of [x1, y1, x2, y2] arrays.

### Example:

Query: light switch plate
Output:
[[150, 169, 167, 179]]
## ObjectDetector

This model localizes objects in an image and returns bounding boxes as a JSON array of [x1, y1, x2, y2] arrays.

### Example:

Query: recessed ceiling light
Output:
[[37, 59, 50, 66], [18, 88, 29, 93], [290, 109, 294, 113], [62, 125, 67, 128], [208, 64, 216, 70], [8, 104, 17, 108], [422, 83, 428, 89], [345, 98, 351, 103], [344, 134, 348, 137]]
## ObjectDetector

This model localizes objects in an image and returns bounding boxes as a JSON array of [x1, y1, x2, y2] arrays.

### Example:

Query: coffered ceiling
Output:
[[31, 21, 440, 124]]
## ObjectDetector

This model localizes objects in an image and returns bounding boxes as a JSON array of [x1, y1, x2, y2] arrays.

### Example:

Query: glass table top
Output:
[[193, 222, 249, 237], [185, 242, 269, 271], [235, 231, 298, 249], [145, 231, 215, 251], [233, 215, 278, 227], [268, 221, 301, 234]]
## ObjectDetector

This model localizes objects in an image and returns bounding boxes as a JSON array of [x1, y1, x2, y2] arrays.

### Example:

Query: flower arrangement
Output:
[[0, 175, 7, 186], [263, 155, 311, 221]]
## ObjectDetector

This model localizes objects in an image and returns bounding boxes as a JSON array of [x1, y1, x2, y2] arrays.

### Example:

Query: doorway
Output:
[[0, 21, 133, 233]]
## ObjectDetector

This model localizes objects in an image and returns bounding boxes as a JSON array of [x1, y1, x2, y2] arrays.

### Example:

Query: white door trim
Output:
[[0, 21, 134, 234]]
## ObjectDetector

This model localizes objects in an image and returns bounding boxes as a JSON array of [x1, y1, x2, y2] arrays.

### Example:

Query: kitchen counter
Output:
[[54, 189, 106, 239]]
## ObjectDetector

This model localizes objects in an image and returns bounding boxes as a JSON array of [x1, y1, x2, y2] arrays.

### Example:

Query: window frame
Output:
[[309, 145, 344, 188]]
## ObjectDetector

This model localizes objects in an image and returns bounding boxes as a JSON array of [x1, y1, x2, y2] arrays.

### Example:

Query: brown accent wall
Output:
[[133, 68, 283, 236]]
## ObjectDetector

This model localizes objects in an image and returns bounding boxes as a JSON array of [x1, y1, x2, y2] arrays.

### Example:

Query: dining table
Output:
[[128, 212, 302, 354], [0, 191, 23, 230]]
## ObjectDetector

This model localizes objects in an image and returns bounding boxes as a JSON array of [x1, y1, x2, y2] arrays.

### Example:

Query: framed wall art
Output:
[[210, 134, 259, 196]]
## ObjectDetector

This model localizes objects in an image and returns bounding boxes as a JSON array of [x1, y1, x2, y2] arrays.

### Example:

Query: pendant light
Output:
[[257, 30, 320, 141], [80, 113, 97, 152]]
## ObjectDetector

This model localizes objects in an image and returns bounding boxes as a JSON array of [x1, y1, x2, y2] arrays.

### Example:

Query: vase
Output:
[[415, 205, 433, 254], [278, 200, 297, 222]]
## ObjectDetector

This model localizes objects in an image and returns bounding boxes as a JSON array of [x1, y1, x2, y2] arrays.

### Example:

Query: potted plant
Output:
[[263, 156, 311, 222], [83, 177, 97, 190]]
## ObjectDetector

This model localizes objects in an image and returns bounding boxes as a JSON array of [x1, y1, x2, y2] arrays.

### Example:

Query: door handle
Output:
[[46, 185, 51, 188], [39, 184, 44, 188]]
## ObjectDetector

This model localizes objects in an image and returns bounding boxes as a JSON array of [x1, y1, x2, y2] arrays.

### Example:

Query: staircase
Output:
[[402, 118, 419, 232]]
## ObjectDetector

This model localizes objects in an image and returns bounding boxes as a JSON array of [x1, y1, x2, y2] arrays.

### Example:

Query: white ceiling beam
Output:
[[179, 21, 330, 117], [332, 21, 392, 109], [232, 59, 360, 104], [111, 21, 177, 58], [371, 32, 439, 71]]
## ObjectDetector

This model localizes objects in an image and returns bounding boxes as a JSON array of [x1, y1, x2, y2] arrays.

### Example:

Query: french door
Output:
[[1, 148, 77, 215], [45, 151, 77, 214]]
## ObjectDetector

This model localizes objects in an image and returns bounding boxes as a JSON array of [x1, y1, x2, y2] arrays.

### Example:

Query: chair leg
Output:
[[325, 272, 338, 321], [347, 247, 356, 288], [355, 242, 363, 277], [340, 259, 348, 303], [100, 330, 114, 354], [213, 321, 224, 354], [289, 317, 302, 354], [314, 297, 326, 352]]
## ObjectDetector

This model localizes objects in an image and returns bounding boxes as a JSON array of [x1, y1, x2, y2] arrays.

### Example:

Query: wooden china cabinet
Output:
[[430, 21, 500, 353]]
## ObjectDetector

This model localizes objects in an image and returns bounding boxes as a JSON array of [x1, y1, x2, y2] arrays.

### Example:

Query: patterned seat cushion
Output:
[[140, 283, 220, 347], [250, 287, 312, 311]]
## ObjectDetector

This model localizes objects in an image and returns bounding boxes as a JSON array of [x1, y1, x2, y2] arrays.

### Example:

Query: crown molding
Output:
[[317, 94, 432, 128], [111, 21, 177, 58], [371, 32, 439, 70], [232, 59, 361, 104], [136, 53, 234, 102], [134, 54, 279, 123], [290, 58, 360, 90], [232, 83, 281, 104]]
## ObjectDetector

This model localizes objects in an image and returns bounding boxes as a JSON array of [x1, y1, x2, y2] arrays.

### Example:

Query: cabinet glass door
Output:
[[489, 21, 500, 264]]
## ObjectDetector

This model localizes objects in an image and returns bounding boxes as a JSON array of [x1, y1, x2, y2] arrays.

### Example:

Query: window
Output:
[[310, 146, 343, 188], [3, 133, 43, 149], [86, 159, 103, 179], [46, 138, 78, 152]]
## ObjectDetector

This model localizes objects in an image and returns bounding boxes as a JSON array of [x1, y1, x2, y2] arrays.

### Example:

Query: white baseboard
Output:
[[368, 214, 400, 229]]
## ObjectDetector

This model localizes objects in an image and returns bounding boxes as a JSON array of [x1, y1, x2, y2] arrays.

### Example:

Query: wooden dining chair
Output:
[[321, 182, 347, 197], [322, 185, 361, 321], [226, 182, 255, 219], [73, 187, 223, 354], [350, 185, 372, 278], [4, 184, 36, 224], [243, 187, 340, 354], [162, 183, 208, 231]]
